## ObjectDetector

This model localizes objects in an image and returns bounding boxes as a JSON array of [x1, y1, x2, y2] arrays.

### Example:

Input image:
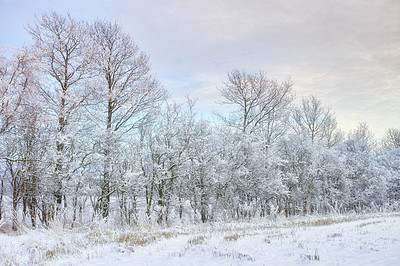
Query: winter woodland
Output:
[[1, 13, 399, 231]]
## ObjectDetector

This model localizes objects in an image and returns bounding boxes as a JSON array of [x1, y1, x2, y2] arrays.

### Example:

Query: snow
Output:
[[1, 213, 400, 265]]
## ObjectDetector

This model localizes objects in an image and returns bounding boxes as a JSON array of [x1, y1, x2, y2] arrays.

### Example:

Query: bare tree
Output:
[[89, 20, 167, 217], [219, 69, 293, 135], [0, 179, 3, 221], [0, 48, 40, 226], [382, 128, 400, 150], [345, 122, 376, 153], [0, 48, 37, 135], [292, 95, 341, 147], [27, 12, 91, 209]]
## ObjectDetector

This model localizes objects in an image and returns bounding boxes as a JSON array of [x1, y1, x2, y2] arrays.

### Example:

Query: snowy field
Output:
[[1, 213, 400, 265]]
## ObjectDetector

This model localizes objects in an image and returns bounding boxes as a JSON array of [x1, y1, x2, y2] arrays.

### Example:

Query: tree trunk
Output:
[[55, 112, 66, 210], [100, 98, 114, 218], [12, 175, 19, 231], [200, 174, 208, 223], [0, 180, 3, 220]]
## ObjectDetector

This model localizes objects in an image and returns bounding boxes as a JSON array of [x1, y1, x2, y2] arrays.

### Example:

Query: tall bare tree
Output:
[[89, 20, 167, 217], [219, 69, 293, 136], [27, 12, 92, 209]]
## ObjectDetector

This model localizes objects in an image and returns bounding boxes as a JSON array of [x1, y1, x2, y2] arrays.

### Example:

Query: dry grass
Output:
[[169, 251, 184, 257], [117, 230, 177, 246], [3, 212, 397, 264], [301, 249, 320, 261], [188, 235, 206, 245], [224, 233, 241, 241], [328, 232, 342, 238], [288, 217, 354, 228], [301, 252, 320, 261], [117, 232, 158, 246], [0, 254, 20, 266], [26, 239, 84, 264], [358, 220, 382, 227], [211, 249, 255, 262]]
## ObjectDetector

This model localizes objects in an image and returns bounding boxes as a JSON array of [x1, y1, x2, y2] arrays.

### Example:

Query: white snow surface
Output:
[[1, 213, 400, 265]]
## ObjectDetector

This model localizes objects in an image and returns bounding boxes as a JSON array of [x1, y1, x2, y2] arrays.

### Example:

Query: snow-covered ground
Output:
[[1, 213, 400, 265]]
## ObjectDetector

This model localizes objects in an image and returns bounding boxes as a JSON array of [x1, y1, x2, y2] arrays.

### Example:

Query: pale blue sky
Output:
[[1, 0, 399, 137]]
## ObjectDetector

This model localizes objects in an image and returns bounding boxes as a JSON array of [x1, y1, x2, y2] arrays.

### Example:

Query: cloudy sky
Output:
[[1, 0, 399, 137]]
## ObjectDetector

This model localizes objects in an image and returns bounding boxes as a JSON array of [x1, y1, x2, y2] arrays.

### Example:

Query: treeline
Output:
[[0, 13, 399, 230]]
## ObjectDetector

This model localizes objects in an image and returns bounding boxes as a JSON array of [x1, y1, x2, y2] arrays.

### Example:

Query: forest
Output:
[[1, 12, 399, 231]]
